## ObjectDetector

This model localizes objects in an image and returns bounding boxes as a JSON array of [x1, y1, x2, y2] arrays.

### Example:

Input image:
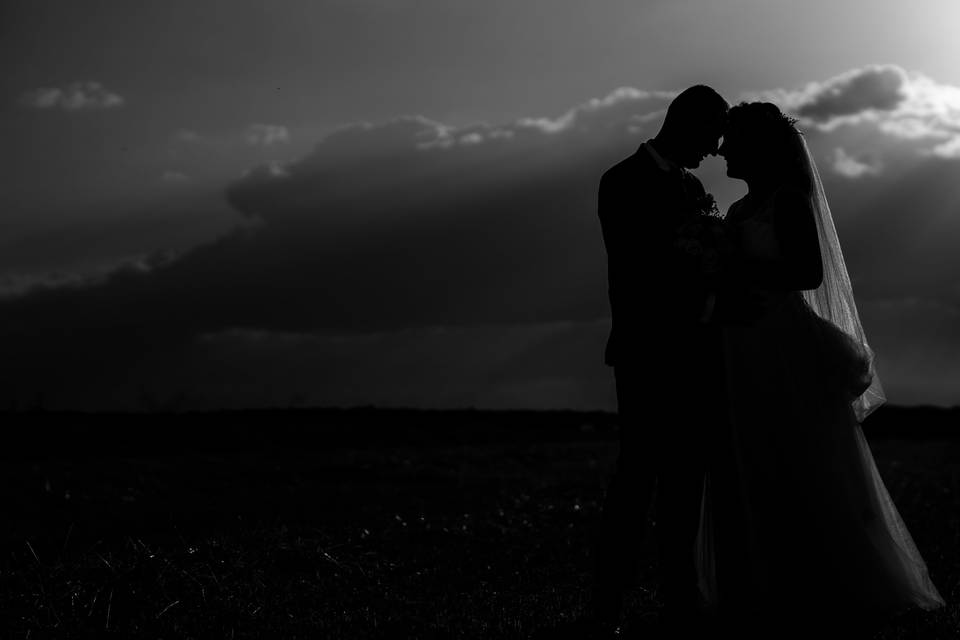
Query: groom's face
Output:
[[679, 112, 726, 169]]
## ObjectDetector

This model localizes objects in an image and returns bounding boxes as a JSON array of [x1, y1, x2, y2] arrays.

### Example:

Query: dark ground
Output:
[[2, 406, 958, 638]]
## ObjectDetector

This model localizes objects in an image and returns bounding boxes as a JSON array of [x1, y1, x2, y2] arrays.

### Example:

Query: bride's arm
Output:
[[749, 187, 824, 291]]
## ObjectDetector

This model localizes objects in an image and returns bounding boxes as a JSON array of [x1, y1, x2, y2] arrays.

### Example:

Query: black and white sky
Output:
[[2, 0, 959, 410]]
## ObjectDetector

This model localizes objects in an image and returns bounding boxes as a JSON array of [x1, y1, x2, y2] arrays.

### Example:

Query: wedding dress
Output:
[[696, 139, 945, 623]]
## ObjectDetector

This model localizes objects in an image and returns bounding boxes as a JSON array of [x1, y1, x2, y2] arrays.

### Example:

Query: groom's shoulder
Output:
[[601, 148, 656, 187]]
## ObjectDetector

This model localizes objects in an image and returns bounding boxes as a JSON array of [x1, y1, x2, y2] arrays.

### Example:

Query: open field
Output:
[[2, 407, 958, 638]]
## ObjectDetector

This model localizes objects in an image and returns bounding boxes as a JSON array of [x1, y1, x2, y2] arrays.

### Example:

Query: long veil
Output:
[[797, 136, 885, 422]]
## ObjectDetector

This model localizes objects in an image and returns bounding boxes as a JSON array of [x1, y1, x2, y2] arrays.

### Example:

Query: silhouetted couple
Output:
[[587, 85, 944, 638]]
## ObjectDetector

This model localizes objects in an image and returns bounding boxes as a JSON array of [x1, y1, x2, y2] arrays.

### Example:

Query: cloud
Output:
[[180, 319, 615, 411], [175, 129, 202, 143], [303, 115, 451, 155], [831, 147, 882, 178], [161, 171, 190, 183], [0, 85, 672, 409], [758, 65, 960, 159], [426, 87, 674, 148], [17, 81, 125, 111], [0, 251, 177, 298], [927, 135, 960, 159], [2, 74, 960, 410], [515, 87, 673, 134], [790, 65, 909, 121], [244, 123, 290, 146]]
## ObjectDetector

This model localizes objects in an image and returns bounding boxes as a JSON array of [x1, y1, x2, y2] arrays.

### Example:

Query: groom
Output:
[[589, 85, 730, 634]]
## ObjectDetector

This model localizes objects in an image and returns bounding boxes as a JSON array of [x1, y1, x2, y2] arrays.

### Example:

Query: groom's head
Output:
[[656, 85, 729, 169]]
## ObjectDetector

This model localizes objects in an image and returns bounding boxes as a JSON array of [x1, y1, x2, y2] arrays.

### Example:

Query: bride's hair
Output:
[[727, 101, 811, 194]]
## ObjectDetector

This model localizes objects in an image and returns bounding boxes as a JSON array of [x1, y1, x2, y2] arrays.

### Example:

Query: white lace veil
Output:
[[796, 135, 886, 421]]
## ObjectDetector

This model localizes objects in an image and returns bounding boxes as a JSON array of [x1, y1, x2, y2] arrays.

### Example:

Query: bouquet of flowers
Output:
[[674, 193, 734, 285]]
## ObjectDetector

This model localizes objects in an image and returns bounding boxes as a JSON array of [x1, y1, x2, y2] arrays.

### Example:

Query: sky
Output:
[[1, 0, 959, 410]]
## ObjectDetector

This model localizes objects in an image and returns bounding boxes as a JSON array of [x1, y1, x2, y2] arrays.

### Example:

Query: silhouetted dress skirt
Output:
[[696, 290, 944, 624]]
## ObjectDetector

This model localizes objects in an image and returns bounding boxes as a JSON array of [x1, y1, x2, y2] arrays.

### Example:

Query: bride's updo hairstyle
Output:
[[726, 101, 811, 194]]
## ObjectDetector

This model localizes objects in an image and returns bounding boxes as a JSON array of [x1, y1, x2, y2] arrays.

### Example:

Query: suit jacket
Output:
[[598, 143, 717, 368]]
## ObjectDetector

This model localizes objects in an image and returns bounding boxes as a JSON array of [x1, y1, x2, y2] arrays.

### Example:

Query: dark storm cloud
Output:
[[170, 320, 615, 411], [1, 77, 958, 409], [809, 138, 960, 309], [813, 140, 960, 405], [792, 65, 908, 121], [0, 88, 671, 408], [0, 190, 238, 292]]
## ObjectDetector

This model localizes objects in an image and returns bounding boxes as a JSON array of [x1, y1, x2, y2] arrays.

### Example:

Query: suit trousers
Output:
[[592, 336, 725, 613]]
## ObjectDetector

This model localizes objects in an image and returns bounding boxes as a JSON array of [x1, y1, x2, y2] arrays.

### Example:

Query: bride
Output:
[[700, 101, 945, 636]]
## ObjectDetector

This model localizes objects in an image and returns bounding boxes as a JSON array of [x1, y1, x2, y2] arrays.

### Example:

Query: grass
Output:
[[1, 409, 957, 638]]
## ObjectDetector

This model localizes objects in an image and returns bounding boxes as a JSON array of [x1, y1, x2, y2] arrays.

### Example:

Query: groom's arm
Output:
[[600, 164, 717, 330], [598, 166, 680, 320], [598, 168, 660, 322]]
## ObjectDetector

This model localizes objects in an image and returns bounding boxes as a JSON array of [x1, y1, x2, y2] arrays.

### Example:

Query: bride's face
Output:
[[718, 128, 752, 179]]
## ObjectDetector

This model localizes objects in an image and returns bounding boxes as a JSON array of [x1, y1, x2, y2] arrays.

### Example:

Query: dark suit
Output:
[[593, 142, 727, 614]]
